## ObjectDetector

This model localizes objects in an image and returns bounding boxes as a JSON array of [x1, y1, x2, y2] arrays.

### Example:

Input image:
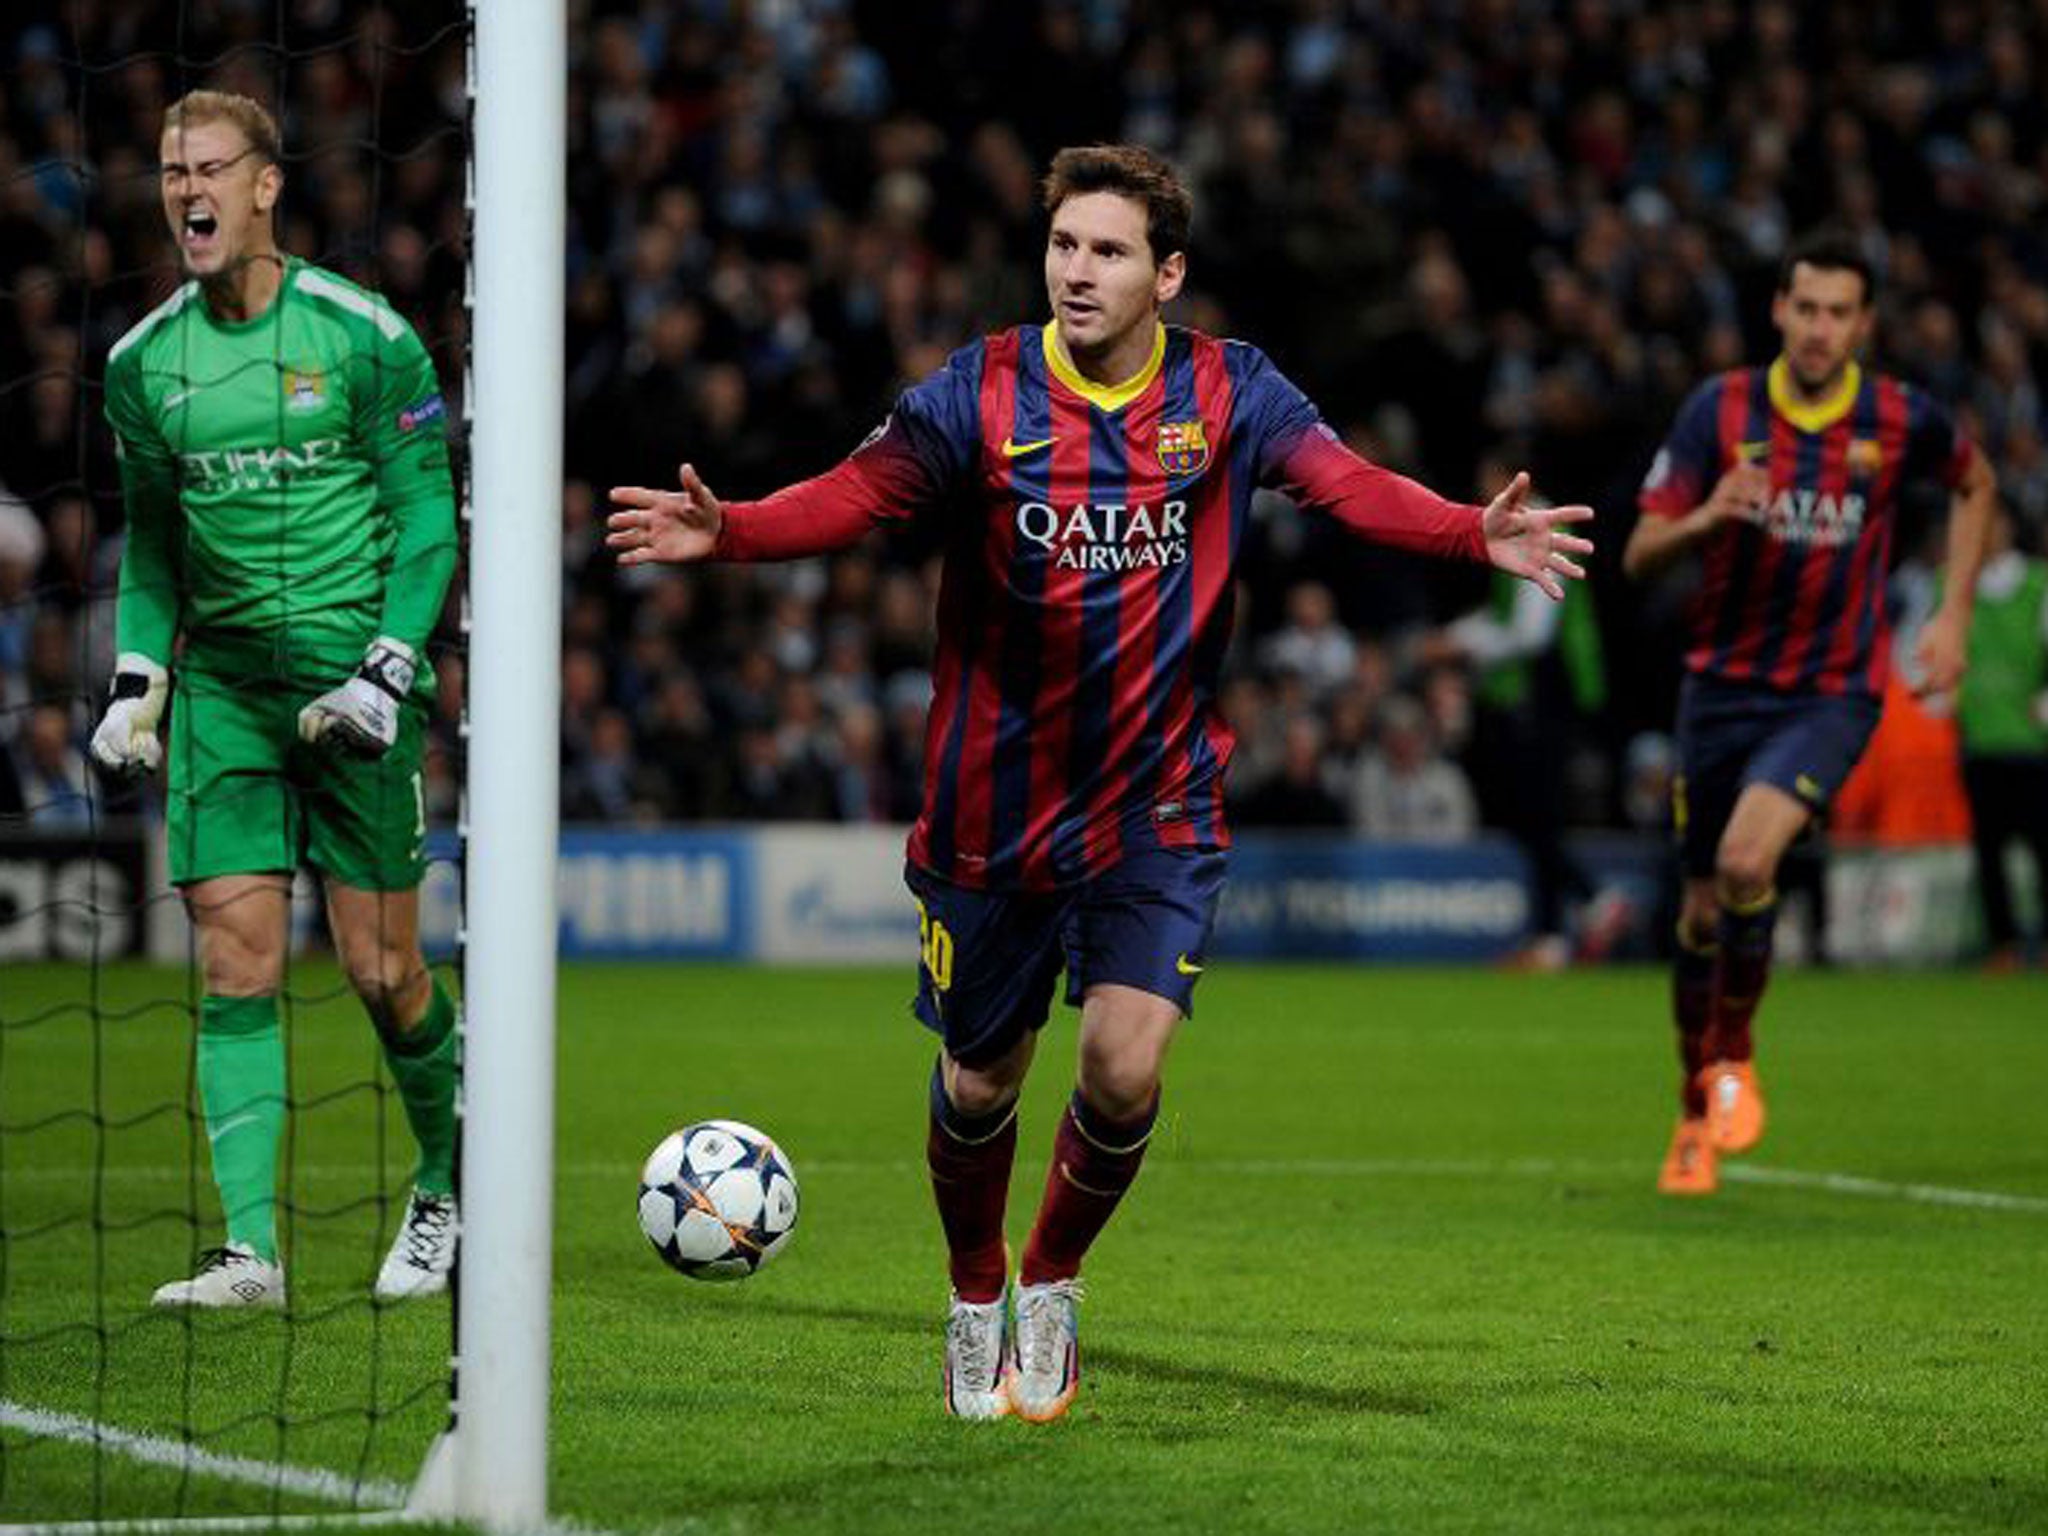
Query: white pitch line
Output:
[[0, 1515, 417, 1535], [0, 1400, 408, 1513], [1205, 1155, 2048, 1213], [1719, 1163, 2048, 1213], [11, 1155, 2046, 1215], [0, 1403, 624, 1536]]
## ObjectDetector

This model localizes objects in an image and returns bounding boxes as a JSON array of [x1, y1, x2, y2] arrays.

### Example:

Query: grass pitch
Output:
[[3, 961, 2045, 1533]]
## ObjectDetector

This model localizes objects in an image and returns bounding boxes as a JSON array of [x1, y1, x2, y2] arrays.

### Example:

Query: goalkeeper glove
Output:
[[89, 654, 170, 777], [298, 637, 417, 757]]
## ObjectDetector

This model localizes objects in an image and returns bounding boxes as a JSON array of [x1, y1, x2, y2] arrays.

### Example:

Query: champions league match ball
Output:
[[637, 1120, 799, 1281]]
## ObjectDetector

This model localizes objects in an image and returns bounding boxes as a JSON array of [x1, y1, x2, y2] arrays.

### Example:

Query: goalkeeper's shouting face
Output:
[[158, 109, 282, 283]]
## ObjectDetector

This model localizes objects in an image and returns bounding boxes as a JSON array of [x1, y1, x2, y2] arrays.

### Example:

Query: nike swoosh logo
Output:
[[208, 1111, 263, 1142], [1001, 436, 1054, 458], [1175, 954, 1203, 976], [163, 384, 210, 411]]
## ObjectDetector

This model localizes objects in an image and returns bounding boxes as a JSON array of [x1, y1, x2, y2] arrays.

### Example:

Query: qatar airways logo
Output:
[[1015, 499, 1190, 572], [1759, 488, 1866, 548], [179, 438, 345, 493]]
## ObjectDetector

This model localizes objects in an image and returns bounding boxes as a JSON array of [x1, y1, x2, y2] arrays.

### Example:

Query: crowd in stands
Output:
[[4, 1, 2047, 954]]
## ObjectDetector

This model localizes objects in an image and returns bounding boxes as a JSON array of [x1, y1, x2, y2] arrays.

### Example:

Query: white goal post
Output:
[[415, 0, 566, 1527]]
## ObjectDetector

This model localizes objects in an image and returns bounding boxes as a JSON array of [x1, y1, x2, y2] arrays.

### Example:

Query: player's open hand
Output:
[[1480, 471, 1594, 601], [607, 463, 723, 566]]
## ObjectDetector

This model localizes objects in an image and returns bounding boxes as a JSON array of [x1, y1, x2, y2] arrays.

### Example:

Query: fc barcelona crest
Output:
[[1157, 419, 1210, 476], [1847, 438, 1883, 476]]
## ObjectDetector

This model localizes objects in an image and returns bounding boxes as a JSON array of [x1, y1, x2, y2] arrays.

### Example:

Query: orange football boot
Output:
[[1700, 1060, 1766, 1153], [1658, 1115, 1717, 1196]]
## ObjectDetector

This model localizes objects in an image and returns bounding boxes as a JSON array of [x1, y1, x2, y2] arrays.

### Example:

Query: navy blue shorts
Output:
[[905, 847, 1229, 1068], [1674, 673, 1881, 879]]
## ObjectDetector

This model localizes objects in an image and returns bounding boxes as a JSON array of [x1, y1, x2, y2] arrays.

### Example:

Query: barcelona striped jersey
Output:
[[1637, 359, 1971, 699], [715, 321, 1487, 891]]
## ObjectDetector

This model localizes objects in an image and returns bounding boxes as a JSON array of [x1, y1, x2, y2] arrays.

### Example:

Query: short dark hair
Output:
[[1778, 229, 1876, 306], [1041, 144, 1192, 265]]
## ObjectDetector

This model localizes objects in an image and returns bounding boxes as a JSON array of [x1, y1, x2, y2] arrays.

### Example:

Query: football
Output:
[[636, 1119, 799, 1281]]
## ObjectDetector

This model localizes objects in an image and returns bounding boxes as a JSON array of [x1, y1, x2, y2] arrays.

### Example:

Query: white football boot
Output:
[[375, 1189, 459, 1300], [1010, 1278, 1082, 1422], [943, 1291, 1013, 1420], [151, 1243, 286, 1309]]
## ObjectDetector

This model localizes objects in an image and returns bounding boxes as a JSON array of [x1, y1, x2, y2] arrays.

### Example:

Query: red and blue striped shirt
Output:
[[717, 322, 1487, 890], [1637, 359, 1971, 700]]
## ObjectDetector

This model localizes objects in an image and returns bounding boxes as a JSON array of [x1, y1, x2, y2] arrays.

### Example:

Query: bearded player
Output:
[[1625, 231, 1994, 1196]]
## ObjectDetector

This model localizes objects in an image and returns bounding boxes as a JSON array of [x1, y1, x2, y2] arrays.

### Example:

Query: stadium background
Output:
[[3, 0, 2045, 959]]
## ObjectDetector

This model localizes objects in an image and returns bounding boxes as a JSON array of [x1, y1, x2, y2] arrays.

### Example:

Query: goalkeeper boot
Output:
[[1657, 1115, 1718, 1197], [151, 1242, 286, 1309], [943, 1290, 1013, 1420], [1011, 1277, 1082, 1422], [1700, 1060, 1766, 1154], [376, 1189, 459, 1300]]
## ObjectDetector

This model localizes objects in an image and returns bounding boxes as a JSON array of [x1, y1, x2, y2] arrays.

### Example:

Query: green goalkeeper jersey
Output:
[[104, 256, 456, 684]]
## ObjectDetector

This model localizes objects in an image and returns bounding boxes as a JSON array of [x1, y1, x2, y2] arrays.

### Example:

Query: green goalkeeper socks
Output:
[[380, 980, 459, 1198], [198, 994, 287, 1264]]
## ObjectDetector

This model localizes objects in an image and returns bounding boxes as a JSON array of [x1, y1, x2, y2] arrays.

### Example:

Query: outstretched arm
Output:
[[1282, 432, 1591, 597], [609, 437, 934, 566]]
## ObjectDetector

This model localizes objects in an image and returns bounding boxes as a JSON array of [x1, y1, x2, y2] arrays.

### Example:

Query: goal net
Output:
[[1, 2, 475, 1525]]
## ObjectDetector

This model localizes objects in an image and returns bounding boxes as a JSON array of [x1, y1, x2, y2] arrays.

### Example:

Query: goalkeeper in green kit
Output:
[[93, 90, 459, 1307]]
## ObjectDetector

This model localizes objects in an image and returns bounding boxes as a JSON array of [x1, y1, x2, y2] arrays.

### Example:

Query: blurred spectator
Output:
[[1622, 731, 1677, 835], [1346, 694, 1477, 844], [1232, 711, 1346, 829], [1952, 508, 2048, 967], [0, 491, 46, 708], [563, 707, 642, 823], [635, 672, 718, 816], [1258, 581, 1354, 699], [881, 669, 932, 823], [827, 700, 893, 823], [1422, 530, 1617, 963], [13, 703, 92, 828]]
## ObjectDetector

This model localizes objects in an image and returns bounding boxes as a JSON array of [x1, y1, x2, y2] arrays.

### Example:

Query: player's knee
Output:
[[203, 954, 278, 996], [1714, 843, 1775, 905], [346, 943, 428, 1030], [1076, 1038, 1161, 1122], [198, 928, 284, 996], [946, 1063, 1019, 1120]]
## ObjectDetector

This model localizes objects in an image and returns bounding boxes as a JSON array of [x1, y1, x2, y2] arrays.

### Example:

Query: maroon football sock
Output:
[[925, 1060, 1017, 1304], [1714, 892, 1778, 1065], [1020, 1089, 1158, 1287], [1674, 926, 1719, 1117]]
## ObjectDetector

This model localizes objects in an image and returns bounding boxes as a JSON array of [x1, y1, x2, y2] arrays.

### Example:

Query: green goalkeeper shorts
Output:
[[165, 668, 429, 891]]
